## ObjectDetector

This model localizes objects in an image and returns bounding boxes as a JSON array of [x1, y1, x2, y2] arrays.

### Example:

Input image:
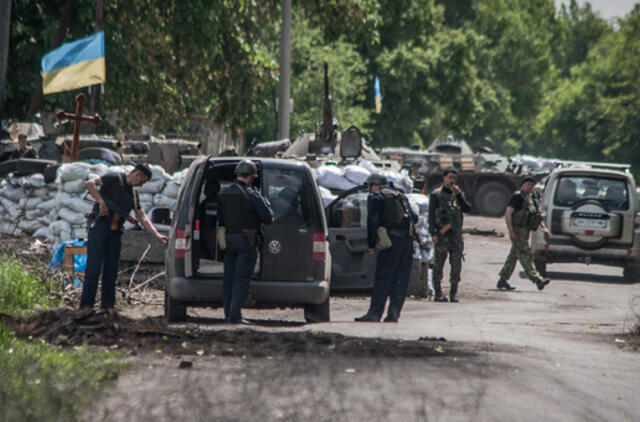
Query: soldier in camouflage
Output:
[[497, 176, 551, 291], [428, 168, 471, 302]]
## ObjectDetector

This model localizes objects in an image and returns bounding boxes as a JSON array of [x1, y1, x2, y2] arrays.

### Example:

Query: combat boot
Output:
[[536, 278, 551, 291], [434, 294, 448, 302], [497, 279, 516, 290], [449, 283, 459, 303]]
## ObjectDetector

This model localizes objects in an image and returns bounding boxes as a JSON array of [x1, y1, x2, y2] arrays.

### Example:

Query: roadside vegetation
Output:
[[0, 251, 125, 422]]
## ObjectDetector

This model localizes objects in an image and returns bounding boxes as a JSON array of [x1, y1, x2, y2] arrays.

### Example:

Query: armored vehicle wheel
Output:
[[474, 181, 512, 216], [164, 289, 187, 322], [534, 259, 547, 276], [304, 297, 330, 323], [623, 266, 640, 282]]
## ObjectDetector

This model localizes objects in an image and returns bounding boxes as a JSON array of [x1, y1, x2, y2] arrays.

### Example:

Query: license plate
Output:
[[572, 218, 607, 229]]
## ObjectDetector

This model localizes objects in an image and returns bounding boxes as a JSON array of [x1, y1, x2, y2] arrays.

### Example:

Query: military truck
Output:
[[380, 136, 532, 216]]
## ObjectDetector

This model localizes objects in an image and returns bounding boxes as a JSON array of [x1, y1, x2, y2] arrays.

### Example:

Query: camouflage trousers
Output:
[[499, 226, 544, 283], [432, 232, 463, 295]]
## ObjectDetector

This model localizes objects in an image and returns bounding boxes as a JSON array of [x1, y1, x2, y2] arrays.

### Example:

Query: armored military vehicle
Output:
[[380, 136, 532, 216]]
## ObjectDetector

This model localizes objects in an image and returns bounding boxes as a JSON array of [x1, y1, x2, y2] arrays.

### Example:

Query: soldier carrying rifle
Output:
[[428, 167, 471, 302]]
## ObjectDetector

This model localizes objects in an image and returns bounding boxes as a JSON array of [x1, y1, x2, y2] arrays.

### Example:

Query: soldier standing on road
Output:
[[355, 173, 417, 322], [80, 163, 168, 311], [497, 176, 551, 291], [217, 160, 274, 323], [428, 168, 471, 302]]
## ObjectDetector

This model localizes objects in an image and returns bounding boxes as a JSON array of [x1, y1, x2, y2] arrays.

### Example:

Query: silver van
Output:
[[531, 165, 640, 280], [164, 157, 331, 322]]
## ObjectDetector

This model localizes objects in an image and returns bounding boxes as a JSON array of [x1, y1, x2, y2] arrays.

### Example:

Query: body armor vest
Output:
[[434, 186, 462, 229], [218, 183, 260, 233], [511, 191, 542, 230], [380, 188, 411, 229]]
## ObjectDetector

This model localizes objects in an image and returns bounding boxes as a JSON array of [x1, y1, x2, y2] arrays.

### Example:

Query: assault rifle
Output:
[[86, 200, 139, 229]]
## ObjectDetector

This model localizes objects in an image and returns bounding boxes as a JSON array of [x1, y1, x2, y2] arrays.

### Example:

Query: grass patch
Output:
[[0, 250, 62, 315], [0, 251, 127, 421]]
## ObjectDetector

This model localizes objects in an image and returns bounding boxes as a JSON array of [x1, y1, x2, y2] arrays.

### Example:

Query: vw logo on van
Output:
[[268, 240, 282, 254]]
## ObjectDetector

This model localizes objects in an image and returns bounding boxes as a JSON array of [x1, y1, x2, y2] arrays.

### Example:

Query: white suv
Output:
[[531, 165, 640, 281]]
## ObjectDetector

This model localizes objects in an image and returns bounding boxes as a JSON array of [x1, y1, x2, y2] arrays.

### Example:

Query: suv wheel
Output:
[[623, 266, 640, 282], [304, 297, 330, 323], [534, 259, 547, 276], [165, 289, 187, 322]]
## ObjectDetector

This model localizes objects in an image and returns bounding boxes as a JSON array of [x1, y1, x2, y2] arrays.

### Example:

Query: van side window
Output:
[[264, 169, 308, 224], [330, 192, 369, 228]]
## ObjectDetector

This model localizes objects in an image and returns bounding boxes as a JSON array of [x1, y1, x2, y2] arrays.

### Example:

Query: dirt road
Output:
[[79, 216, 639, 422]]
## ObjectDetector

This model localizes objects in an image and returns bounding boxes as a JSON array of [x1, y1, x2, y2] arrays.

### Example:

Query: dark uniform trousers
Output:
[[368, 231, 414, 320], [80, 219, 122, 309], [223, 232, 258, 322], [432, 231, 463, 297]]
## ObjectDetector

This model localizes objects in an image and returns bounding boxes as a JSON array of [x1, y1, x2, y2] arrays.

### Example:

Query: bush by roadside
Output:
[[0, 250, 126, 421]]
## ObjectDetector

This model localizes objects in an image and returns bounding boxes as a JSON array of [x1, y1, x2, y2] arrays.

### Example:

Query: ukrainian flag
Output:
[[374, 76, 382, 114], [41, 31, 106, 95]]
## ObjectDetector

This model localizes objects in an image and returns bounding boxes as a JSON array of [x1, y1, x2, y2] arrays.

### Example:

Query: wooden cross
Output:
[[55, 93, 103, 161]]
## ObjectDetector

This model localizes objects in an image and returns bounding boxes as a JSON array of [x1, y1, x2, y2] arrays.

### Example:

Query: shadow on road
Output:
[[521, 270, 637, 284]]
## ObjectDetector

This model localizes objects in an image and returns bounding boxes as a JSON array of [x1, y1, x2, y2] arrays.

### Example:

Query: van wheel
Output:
[[623, 266, 640, 282], [304, 297, 330, 323], [165, 289, 187, 322], [534, 259, 547, 276]]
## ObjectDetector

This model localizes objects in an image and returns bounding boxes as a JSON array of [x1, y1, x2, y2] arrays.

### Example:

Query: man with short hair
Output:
[[355, 173, 417, 322], [497, 176, 551, 291], [428, 167, 471, 302], [217, 159, 274, 323], [1, 134, 38, 161], [80, 163, 168, 311]]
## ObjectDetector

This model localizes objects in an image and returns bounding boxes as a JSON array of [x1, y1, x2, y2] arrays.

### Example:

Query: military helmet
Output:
[[521, 176, 536, 185], [234, 159, 258, 176], [365, 173, 387, 186]]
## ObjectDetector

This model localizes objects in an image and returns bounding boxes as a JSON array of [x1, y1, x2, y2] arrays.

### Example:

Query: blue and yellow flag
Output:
[[41, 31, 106, 95], [374, 76, 382, 114]]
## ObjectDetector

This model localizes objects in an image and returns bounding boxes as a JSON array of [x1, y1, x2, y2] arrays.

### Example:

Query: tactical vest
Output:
[[218, 183, 260, 233], [511, 191, 542, 230], [380, 188, 411, 229], [434, 186, 462, 230]]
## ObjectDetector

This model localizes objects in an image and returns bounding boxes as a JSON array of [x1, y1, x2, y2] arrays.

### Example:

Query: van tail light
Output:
[[635, 213, 640, 229], [312, 233, 326, 261], [174, 229, 186, 258]]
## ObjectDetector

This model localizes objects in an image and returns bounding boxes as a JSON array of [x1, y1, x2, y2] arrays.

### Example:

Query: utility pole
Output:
[[89, 0, 104, 117], [277, 0, 291, 140], [0, 0, 12, 119]]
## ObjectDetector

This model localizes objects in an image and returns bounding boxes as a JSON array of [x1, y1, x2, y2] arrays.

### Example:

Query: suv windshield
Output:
[[553, 176, 629, 209]]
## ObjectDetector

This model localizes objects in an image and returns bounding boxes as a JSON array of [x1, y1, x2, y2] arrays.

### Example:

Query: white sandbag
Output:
[[153, 193, 176, 209], [172, 169, 188, 184], [139, 201, 153, 213], [1, 184, 25, 202], [50, 220, 71, 235], [57, 207, 86, 225], [25, 174, 47, 188], [137, 178, 166, 194], [162, 181, 181, 198], [150, 164, 171, 181], [23, 197, 42, 210], [62, 178, 87, 194], [24, 208, 46, 220], [65, 197, 94, 215], [18, 220, 36, 233], [59, 230, 71, 242], [0, 197, 22, 219], [381, 170, 413, 194], [357, 159, 378, 173], [316, 166, 357, 191], [343, 164, 371, 185], [33, 226, 52, 239], [139, 193, 154, 204], [58, 162, 92, 182], [319, 186, 337, 207], [37, 198, 57, 212], [48, 208, 58, 221], [0, 222, 16, 235], [31, 187, 51, 200], [38, 216, 52, 226]]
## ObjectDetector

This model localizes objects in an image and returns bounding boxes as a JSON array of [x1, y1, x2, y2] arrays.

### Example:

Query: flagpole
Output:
[[89, 0, 104, 118], [26, 0, 77, 120]]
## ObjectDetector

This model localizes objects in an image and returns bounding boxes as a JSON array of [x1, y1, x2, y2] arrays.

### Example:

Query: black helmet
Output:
[[521, 176, 536, 185], [234, 159, 258, 176], [365, 173, 387, 186]]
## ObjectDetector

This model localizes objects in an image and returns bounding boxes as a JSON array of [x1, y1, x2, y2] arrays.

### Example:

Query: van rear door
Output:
[[326, 186, 377, 291], [260, 165, 318, 282]]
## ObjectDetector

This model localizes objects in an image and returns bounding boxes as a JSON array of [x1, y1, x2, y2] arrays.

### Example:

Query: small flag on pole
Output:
[[41, 31, 106, 95], [374, 76, 382, 114]]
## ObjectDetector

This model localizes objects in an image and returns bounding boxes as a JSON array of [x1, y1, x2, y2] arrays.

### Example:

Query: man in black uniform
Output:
[[217, 160, 274, 323], [80, 163, 168, 311], [355, 173, 417, 322]]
